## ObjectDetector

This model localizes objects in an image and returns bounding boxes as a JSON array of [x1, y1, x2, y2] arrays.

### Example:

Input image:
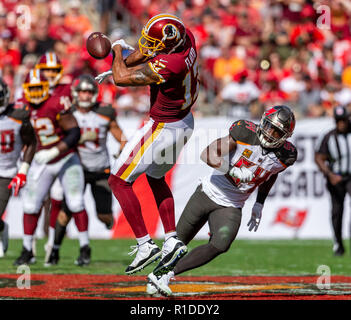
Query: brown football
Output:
[[86, 32, 111, 59]]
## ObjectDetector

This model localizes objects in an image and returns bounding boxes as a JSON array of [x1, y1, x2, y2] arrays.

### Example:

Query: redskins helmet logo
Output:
[[162, 24, 179, 40]]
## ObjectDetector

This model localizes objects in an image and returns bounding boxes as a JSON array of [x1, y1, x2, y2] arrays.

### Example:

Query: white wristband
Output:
[[18, 162, 30, 175]]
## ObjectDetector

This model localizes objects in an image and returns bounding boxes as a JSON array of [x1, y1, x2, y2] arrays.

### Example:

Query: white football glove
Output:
[[111, 39, 135, 51], [247, 202, 263, 232], [228, 166, 254, 183], [34, 147, 60, 164], [95, 69, 113, 84]]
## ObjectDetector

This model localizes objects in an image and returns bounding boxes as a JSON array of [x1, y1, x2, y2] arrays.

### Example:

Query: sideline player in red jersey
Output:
[[45, 74, 128, 266], [35, 52, 73, 250], [0, 78, 36, 257], [95, 13, 199, 275], [13, 69, 90, 266], [147, 106, 297, 296]]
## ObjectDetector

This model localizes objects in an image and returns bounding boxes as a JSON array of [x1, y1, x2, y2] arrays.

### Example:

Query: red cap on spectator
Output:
[[233, 69, 248, 81]]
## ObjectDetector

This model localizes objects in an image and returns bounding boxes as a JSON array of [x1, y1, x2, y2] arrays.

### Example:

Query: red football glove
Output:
[[8, 173, 27, 196]]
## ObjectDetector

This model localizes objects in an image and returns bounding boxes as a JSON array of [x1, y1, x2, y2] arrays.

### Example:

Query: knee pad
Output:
[[65, 197, 84, 213], [209, 228, 233, 253]]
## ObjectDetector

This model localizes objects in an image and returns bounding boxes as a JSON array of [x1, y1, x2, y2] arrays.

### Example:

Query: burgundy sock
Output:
[[147, 175, 175, 234], [108, 174, 148, 238], [72, 210, 88, 232], [49, 199, 62, 229], [23, 213, 40, 235]]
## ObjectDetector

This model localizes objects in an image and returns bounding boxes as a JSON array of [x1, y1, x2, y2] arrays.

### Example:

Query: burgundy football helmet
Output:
[[35, 52, 63, 88], [138, 13, 186, 57], [22, 69, 50, 104], [257, 105, 295, 149]]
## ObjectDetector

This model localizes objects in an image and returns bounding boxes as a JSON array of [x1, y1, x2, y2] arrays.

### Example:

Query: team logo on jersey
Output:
[[242, 148, 252, 158]]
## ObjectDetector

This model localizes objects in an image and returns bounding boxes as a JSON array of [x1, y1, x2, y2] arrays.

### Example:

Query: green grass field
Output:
[[1, 239, 350, 276]]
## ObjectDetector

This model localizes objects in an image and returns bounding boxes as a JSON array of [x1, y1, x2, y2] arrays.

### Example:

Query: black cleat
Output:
[[153, 236, 187, 277], [75, 245, 91, 266], [13, 247, 36, 266], [333, 243, 345, 256], [44, 248, 60, 266], [125, 240, 161, 275]]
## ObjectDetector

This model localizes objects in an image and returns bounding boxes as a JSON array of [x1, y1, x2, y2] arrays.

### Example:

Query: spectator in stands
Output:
[[217, 69, 260, 118], [298, 74, 321, 117], [64, 0, 92, 36], [213, 46, 245, 84]]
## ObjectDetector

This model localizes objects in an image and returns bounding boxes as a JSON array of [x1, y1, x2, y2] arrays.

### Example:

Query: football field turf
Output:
[[1, 239, 351, 300], [1, 238, 351, 275]]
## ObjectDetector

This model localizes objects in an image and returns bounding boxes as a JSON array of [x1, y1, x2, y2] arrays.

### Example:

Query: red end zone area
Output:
[[0, 274, 350, 300]]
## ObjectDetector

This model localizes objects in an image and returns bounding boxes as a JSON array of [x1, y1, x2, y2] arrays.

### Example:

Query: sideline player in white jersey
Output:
[[45, 74, 128, 265], [13, 69, 90, 266], [147, 105, 298, 296], [0, 79, 36, 257]]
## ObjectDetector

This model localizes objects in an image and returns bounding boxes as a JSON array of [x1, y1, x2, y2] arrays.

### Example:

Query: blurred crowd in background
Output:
[[1, 0, 351, 120]]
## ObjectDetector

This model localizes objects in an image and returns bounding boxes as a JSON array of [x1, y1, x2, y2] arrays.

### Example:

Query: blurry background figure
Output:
[[315, 105, 351, 256], [217, 69, 260, 119]]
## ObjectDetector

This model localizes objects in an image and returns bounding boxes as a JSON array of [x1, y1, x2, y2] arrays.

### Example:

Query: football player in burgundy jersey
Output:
[[0, 78, 36, 257], [95, 13, 199, 275], [147, 106, 298, 296], [45, 74, 128, 266], [35, 51, 72, 248], [13, 69, 90, 266]]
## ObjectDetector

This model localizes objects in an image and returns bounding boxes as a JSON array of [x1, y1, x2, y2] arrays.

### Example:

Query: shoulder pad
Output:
[[8, 103, 30, 122], [229, 120, 260, 146], [95, 104, 116, 121], [274, 141, 298, 167]]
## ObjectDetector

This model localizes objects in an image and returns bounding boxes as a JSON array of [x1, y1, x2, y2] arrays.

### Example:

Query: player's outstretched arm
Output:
[[8, 120, 37, 196], [20, 119, 37, 165], [256, 173, 278, 204], [200, 134, 237, 173], [124, 47, 150, 67], [111, 45, 160, 87], [247, 173, 278, 232]]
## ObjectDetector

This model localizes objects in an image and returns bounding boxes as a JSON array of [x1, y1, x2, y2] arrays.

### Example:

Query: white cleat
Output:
[[146, 281, 158, 295], [148, 271, 173, 297], [125, 239, 161, 275]]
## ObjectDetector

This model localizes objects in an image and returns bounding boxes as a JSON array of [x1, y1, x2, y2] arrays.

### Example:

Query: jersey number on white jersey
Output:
[[0, 129, 15, 153]]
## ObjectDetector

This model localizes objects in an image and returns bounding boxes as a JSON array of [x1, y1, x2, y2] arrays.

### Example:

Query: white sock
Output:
[[165, 231, 177, 241], [48, 226, 55, 246], [23, 235, 33, 251], [136, 234, 151, 246], [78, 231, 89, 247]]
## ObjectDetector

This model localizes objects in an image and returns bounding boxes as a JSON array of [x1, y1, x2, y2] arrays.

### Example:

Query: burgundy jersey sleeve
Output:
[[148, 54, 186, 84]]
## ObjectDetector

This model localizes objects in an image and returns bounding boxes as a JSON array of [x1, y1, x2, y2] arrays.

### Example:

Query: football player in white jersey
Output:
[[0, 79, 37, 257], [45, 74, 127, 266], [147, 105, 298, 296]]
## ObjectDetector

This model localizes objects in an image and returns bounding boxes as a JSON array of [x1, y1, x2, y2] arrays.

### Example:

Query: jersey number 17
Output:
[[181, 60, 199, 110]]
